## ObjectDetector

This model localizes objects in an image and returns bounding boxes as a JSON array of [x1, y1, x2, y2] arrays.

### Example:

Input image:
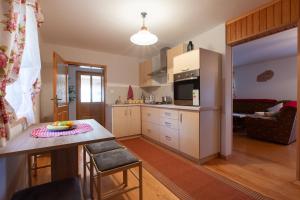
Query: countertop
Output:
[[111, 103, 201, 111]]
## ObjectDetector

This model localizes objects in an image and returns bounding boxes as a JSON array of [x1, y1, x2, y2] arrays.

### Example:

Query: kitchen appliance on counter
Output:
[[174, 69, 200, 106]]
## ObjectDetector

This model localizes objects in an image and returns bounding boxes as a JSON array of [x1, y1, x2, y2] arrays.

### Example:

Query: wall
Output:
[[187, 24, 230, 156], [40, 42, 140, 130], [235, 56, 297, 100]]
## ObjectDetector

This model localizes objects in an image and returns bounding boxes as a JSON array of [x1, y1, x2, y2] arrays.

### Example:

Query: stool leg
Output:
[[97, 174, 102, 200], [90, 161, 94, 200], [33, 155, 37, 177], [123, 170, 128, 187], [83, 147, 86, 184], [27, 154, 32, 187], [139, 164, 143, 200]]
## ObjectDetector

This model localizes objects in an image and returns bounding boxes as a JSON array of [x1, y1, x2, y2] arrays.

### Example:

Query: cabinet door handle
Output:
[[147, 129, 151, 133], [147, 113, 151, 117], [165, 136, 171, 141], [164, 122, 172, 127], [165, 112, 171, 116], [180, 113, 182, 123], [130, 109, 132, 116]]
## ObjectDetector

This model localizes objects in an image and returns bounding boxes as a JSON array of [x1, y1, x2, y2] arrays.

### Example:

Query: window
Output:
[[5, 5, 41, 124], [80, 74, 103, 103]]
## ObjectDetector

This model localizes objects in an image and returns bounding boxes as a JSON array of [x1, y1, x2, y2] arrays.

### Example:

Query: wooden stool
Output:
[[91, 148, 143, 200], [11, 177, 83, 200], [83, 140, 123, 195], [27, 153, 51, 187]]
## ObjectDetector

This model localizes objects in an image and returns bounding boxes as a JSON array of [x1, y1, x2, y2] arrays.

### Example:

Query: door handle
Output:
[[51, 95, 62, 106], [180, 113, 183, 123]]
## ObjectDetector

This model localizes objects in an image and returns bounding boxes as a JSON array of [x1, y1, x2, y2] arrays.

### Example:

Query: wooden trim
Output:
[[227, 0, 281, 24], [226, 0, 300, 45], [297, 21, 300, 181]]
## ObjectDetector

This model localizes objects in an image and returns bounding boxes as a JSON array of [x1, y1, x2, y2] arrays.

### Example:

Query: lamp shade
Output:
[[130, 29, 158, 46]]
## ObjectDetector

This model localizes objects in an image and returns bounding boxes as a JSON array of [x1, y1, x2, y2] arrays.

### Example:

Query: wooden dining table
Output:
[[0, 119, 115, 181]]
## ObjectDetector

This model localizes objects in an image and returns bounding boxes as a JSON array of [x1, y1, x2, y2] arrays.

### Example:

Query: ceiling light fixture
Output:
[[130, 12, 158, 46]]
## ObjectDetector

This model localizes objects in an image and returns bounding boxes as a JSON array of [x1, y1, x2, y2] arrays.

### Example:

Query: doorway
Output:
[[204, 27, 300, 199], [75, 70, 105, 125], [52, 52, 106, 126]]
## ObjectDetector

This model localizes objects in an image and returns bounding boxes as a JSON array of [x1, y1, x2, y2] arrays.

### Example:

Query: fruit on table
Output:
[[53, 121, 74, 127]]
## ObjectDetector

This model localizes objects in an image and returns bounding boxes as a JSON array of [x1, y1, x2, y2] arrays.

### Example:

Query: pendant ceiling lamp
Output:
[[130, 12, 158, 46]]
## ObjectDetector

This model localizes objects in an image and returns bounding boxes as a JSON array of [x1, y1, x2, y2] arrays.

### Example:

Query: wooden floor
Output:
[[31, 147, 179, 200], [204, 134, 300, 200]]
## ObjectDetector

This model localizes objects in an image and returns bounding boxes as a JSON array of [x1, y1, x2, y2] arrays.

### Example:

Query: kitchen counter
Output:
[[112, 103, 203, 111]]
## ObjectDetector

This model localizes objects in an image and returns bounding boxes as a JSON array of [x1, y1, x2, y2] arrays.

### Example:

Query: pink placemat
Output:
[[31, 123, 93, 138]]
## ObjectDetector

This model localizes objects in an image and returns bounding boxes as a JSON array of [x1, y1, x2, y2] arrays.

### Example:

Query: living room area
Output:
[[204, 28, 300, 199]]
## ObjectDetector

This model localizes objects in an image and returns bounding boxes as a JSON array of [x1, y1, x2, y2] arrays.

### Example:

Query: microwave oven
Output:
[[173, 69, 200, 106]]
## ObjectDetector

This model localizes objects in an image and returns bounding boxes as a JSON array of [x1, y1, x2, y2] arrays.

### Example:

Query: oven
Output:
[[173, 69, 200, 106]]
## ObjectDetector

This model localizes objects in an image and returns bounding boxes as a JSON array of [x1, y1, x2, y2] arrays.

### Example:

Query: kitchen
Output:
[[112, 43, 222, 162]]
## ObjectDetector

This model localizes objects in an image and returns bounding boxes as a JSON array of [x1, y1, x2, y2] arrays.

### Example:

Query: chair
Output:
[[27, 153, 51, 186], [90, 148, 143, 200], [83, 140, 124, 196], [11, 177, 83, 200]]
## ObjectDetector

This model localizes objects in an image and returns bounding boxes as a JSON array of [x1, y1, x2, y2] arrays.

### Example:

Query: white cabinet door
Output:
[[160, 126, 179, 150], [142, 121, 161, 141], [179, 110, 200, 159], [173, 49, 200, 74], [112, 107, 128, 138], [128, 106, 141, 135]]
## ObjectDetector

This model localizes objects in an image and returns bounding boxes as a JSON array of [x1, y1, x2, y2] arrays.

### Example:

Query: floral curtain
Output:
[[0, 0, 43, 146]]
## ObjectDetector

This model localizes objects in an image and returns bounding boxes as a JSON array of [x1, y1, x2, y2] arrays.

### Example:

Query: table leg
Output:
[[51, 146, 79, 181]]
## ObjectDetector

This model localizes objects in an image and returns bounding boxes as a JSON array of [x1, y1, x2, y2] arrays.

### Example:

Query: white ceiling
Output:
[[233, 28, 297, 67], [40, 0, 269, 58]]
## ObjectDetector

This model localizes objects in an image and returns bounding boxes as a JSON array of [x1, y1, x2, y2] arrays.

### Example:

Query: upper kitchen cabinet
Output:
[[173, 49, 200, 74], [139, 59, 153, 87], [167, 43, 187, 83]]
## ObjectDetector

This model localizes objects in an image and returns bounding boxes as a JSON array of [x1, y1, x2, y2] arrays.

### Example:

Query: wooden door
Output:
[[76, 71, 105, 125], [179, 110, 200, 159], [128, 106, 141, 135], [53, 52, 69, 121], [112, 107, 128, 138]]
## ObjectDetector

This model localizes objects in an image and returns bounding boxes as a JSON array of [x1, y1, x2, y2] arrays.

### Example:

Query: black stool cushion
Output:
[[86, 140, 123, 154], [11, 177, 83, 200], [94, 149, 139, 172]]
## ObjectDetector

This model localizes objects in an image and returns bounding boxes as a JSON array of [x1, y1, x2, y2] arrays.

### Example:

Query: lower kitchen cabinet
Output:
[[112, 106, 141, 138], [142, 121, 161, 141], [160, 126, 179, 150], [178, 110, 200, 159], [113, 105, 219, 162]]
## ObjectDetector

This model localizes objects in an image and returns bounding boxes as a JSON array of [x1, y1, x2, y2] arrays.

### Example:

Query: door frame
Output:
[[66, 61, 107, 127], [75, 70, 105, 125], [225, 24, 300, 181], [52, 52, 69, 121], [58, 58, 107, 127]]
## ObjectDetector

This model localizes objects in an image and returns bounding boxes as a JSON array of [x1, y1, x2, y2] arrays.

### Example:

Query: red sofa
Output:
[[233, 99, 278, 130], [244, 101, 297, 145]]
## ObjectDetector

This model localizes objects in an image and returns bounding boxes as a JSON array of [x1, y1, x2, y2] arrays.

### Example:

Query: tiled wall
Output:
[[141, 84, 174, 102]]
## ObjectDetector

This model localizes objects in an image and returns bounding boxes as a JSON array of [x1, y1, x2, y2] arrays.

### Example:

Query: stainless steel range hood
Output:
[[148, 47, 170, 77]]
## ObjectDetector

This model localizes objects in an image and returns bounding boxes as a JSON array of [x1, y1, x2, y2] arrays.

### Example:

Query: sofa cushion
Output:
[[93, 149, 139, 172]]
